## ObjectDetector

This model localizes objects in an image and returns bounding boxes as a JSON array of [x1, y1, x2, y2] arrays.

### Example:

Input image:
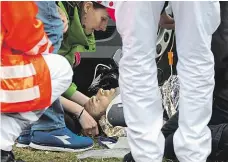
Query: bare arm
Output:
[[69, 91, 90, 106], [59, 96, 99, 136], [59, 96, 83, 116]]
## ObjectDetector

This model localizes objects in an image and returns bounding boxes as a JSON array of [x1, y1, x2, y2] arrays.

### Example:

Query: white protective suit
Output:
[[115, 1, 220, 162]]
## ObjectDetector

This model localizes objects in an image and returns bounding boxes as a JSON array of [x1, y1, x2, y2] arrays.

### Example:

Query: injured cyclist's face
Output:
[[84, 88, 116, 119]]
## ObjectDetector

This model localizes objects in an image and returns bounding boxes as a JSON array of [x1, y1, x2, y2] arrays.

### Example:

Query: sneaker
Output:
[[16, 134, 31, 148], [1, 150, 24, 162], [123, 152, 135, 162], [29, 127, 93, 152]]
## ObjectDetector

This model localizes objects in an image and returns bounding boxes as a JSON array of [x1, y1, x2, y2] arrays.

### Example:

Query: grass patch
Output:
[[14, 146, 175, 162], [14, 142, 123, 162], [14, 147, 121, 162]]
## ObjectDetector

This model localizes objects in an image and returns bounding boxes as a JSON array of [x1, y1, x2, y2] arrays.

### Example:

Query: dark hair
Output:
[[77, 2, 106, 10], [91, 1, 106, 9], [76, 1, 106, 21], [67, 1, 106, 29]]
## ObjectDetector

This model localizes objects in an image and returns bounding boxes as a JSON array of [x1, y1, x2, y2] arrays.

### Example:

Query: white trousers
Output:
[[115, 2, 220, 162], [0, 54, 73, 151]]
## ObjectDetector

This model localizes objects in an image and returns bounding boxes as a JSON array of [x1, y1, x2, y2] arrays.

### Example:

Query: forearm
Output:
[[59, 96, 84, 116], [69, 91, 90, 106]]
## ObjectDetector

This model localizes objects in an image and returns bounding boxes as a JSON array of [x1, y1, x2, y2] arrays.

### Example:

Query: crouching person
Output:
[[0, 2, 73, 162]]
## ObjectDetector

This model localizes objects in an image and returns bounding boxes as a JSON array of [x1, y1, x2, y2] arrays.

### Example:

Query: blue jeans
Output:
[[21, 1, 65, 135], [35, 1, 63, 53]]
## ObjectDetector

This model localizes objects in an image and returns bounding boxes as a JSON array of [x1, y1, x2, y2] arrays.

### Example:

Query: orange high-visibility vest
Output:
[[1, 2, 53, 113]]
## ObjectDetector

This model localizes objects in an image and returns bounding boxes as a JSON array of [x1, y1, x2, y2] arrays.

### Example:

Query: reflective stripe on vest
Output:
[[0, 54, 52, 112], [25, 34, 53, 55], [1, 86, 40, 103], [1, 63, 36, 79]]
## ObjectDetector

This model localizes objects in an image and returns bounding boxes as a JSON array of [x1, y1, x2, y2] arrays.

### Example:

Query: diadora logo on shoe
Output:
[[54, 135, 71, 145]]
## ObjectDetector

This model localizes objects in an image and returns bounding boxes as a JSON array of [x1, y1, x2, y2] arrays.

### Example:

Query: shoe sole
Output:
[[16, 143, 30, 148], [29, 142, 93, 152]]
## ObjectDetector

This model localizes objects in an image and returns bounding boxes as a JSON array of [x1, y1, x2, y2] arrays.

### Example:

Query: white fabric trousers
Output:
[[115, 1, 220, 162], [0, 54, 73, 151]]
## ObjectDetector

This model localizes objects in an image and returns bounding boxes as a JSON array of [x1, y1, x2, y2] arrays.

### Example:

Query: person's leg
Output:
[[122, 110, 179, 161], [31, 99, 65, 131], [17, 100, 66, 147], [209, 123, 228, 160], [163, 100, 228, 160], [210, 1, 228, 126], [163, 112, 228, 161], [116, 2, 165, 162], [163, 123, 228, 161], [161, 111, 179, 138], [1, 54, 72, 161], [171, 1, 220, 162], [1, 111, 46, 152], [164, 2, 227, 160], [29, 54, 93, 152], [32, 1, 65, 132], [207, 2, 228, 159], [1, 111, 47, 162], [17, 1, 65, 147], [160, 112, 179, 160]]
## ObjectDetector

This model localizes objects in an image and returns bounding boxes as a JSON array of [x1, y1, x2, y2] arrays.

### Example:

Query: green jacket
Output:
[[58, 2, 96, 99]]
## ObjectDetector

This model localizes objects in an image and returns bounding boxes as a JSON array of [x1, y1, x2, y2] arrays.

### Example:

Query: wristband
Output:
[[78, 108, 85, 120]]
